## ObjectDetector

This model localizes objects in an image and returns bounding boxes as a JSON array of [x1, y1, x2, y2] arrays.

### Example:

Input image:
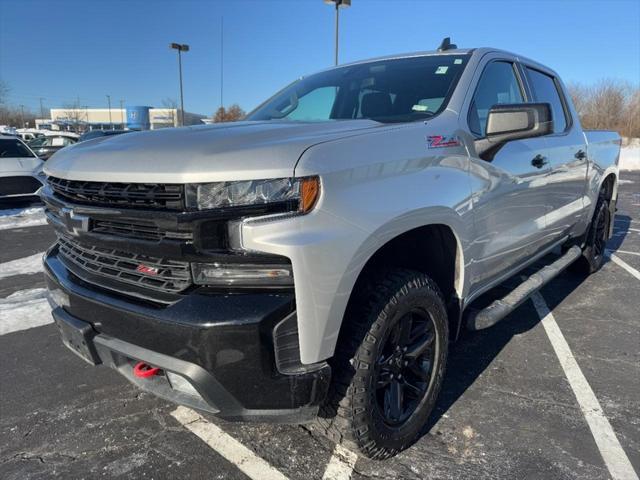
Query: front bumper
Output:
[[44, 246, 330, 423]]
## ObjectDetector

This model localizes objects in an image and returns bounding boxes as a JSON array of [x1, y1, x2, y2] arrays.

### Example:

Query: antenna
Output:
[[437, 37, 457, 52]]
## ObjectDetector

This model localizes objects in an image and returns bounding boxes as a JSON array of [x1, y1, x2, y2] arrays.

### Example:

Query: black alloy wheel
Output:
[[374, 310, 436, 426]]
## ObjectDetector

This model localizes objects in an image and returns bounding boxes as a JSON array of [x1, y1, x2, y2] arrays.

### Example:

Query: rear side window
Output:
[[0, 138, 35, 158], [525, 68, 568, 133], [469, 62, 524, 137]]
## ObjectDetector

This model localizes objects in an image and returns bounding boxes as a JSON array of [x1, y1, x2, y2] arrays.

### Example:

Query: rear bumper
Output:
[[44, 246, 331, 423]]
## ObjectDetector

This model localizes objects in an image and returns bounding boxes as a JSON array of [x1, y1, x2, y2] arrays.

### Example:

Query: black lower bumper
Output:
[[44, 246, 330, 423]]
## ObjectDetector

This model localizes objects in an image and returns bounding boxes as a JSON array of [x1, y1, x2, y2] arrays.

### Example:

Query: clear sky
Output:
[[1, 0, 639, 116]]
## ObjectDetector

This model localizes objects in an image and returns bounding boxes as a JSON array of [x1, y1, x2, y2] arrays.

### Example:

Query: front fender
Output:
[[242, 150, 474, 363]]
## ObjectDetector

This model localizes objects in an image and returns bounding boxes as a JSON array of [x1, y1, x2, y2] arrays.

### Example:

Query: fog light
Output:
[[166, 371, 200, 396], [192, 262, 293, 287]]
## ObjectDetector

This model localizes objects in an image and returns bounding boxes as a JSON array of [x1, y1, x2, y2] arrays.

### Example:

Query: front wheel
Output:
[[315, 269, 449, 459]]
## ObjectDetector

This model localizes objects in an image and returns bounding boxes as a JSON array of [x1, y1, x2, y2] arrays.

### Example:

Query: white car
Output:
[[0, 135, 45, 200]]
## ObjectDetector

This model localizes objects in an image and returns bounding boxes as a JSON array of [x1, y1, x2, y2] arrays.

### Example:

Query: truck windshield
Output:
[[247, 54, 469, 123]]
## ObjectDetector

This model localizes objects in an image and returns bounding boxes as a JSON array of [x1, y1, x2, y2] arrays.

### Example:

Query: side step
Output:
[[465, 246, 582, 331]]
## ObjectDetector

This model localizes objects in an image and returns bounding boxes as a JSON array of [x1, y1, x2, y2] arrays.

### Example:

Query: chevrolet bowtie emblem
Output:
[[60, 207, 90, 236]]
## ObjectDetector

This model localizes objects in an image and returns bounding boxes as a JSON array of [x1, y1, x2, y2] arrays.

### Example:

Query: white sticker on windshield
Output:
[[454, 59, 463, 64], [435, 66, 449, 74], [412, 104, 429, 112]]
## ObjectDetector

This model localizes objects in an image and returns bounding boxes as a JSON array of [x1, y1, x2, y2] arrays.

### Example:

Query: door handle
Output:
[[531, 154, 548, 169], [575, 149, 587, 160]]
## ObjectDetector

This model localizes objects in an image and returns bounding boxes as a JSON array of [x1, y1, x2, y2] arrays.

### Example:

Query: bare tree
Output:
[[568, 79, 640, 138], [0, 105, 37, 128], [161, 97, 178, 127], [61, 101, 87, 133], [0, 80, 9, 106], [213, 104, 246, 123]]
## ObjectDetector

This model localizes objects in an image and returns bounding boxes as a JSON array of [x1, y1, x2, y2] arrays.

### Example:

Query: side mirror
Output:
[[475, 103, 552, 160]]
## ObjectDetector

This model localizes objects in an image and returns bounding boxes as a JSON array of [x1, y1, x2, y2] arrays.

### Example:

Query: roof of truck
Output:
[[318, 47, 558, 80]]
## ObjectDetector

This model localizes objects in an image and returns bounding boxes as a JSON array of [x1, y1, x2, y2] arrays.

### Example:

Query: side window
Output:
[[525, 67, 568, 133], [469, 61, 524, 137]]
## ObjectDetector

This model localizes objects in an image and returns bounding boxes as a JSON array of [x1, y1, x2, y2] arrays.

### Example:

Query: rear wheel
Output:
[[315, 269, 449, 459], [573, 196, 610, 275]]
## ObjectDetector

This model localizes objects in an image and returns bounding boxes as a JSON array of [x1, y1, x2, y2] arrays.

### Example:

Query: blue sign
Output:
[[126, 106, 151, 130]]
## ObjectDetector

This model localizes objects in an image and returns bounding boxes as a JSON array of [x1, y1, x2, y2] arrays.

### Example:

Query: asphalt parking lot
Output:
[[1, 173, 638, 480]]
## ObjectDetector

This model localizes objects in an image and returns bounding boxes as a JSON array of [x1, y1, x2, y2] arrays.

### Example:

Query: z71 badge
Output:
[[427, 135, 461, 148]]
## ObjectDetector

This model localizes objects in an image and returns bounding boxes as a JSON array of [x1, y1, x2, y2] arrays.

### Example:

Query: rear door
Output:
[[521, 66, 588, 241], [464, 56, 553, 295]]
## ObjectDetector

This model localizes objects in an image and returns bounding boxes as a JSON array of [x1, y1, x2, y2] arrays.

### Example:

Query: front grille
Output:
[[57, 236, 191, 294], [0, 176, 42, 196], [92, 219, 192, 241], [48, 176, 184, 210]]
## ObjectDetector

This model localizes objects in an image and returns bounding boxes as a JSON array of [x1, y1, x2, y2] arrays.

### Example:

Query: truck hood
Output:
[[44, 120, 382, 183]]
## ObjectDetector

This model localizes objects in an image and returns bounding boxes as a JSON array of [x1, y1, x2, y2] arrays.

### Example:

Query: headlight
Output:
[[192, 262, 293, 287], [186, 176, 319, 213]]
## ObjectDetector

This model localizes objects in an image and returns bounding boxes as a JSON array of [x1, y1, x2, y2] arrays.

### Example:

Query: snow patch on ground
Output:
[[620, 138, 640, 171], [0, 207, 47, 231], [620, 146, 640, 171], [0, 288, 53, 335], [0, 252, 44, 280]]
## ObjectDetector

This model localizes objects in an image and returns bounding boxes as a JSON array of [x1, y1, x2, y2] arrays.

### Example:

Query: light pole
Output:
[[19, 104, 25, 128], [324, 0, 351, 66], [170, 42, 190, 126], [220, 18, 224, 114], [106, 95, 112, 129]]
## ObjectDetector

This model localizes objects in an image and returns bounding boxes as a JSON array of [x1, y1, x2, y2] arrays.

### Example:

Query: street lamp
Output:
[[324, 0, 351, 66], [106, 95, 112, 129], [170, 42, 190, 126]]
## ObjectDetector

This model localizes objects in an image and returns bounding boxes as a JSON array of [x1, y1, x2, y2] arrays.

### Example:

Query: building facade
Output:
[[38, 106, 180, 131]]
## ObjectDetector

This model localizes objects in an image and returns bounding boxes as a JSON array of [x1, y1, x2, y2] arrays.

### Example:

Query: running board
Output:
[[465, 246, 582, 331]]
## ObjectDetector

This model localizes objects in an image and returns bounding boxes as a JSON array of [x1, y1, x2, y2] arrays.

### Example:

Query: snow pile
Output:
[[0, 288, 53, 335], [0, 252, 45, 280], [0, 207, 47, 231], [620, 138, 640, 171]]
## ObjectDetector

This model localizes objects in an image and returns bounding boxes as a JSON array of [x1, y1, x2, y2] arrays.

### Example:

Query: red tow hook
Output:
[[133, 361, 161, 378]]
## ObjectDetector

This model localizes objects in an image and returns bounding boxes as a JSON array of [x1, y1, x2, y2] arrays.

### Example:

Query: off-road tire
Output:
[[572, 196, 610, 275], [314, 269, 449, 459]]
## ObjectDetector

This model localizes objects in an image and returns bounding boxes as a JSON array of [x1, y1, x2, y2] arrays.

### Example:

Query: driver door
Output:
[[465, 59, 553, 296]]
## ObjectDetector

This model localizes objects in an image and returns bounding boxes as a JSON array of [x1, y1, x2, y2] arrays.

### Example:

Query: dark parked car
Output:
[[79, 129, 130, 142], [27, 134, 78, 160]]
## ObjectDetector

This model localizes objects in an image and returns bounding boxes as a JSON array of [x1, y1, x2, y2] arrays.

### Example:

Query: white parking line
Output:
[[0, 288, 53, 335], [322, 444, 358, 480], [607, 252, 640, 281], [0, 252, 44, 280], [170, 406, 290, 480], [611, 250, 640, 257], [532, 293, 639, 480]]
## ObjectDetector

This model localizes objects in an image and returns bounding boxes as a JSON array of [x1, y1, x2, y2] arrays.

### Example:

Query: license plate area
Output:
[[54, 310, 101, 365]]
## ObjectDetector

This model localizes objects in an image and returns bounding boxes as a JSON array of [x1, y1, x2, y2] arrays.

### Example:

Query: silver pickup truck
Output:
[[42, 40, 620, 459]]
